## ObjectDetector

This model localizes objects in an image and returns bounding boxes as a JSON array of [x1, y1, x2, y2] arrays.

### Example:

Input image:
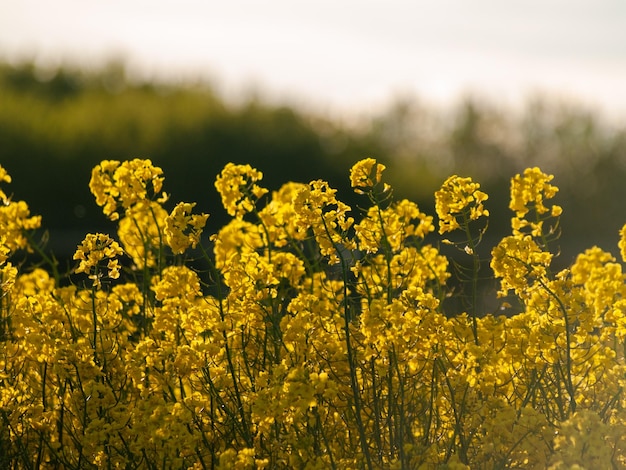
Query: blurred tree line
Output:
[[0, 61, 382, 257], [1, 61, 625, 269]]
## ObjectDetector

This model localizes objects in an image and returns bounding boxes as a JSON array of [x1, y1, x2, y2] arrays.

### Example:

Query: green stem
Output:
[[461, 211, 480, 345], [537, 277, 577, 414]]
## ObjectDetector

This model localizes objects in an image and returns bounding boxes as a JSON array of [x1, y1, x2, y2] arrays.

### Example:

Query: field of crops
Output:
[[2, 158, 626, 468]]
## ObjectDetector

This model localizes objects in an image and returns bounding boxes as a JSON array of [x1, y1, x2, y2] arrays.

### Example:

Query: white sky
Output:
[[2, 0, 626, 121]]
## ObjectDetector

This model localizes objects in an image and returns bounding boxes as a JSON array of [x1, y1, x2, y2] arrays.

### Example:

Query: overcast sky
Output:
[[2, 0, 626, 121]]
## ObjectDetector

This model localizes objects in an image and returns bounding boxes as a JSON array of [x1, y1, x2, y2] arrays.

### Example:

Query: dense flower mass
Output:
[[349, 157, 388, 194], [164, 202, 209, 254], [0, 170, 41, 253], [619, 223, 626, 263], [435, 175, 489, 234], [73, 233, 124, 287], [509, 167, 562, 241], [89, 158, 166, 221], [2, 159, 626, 468], [214, 162, 269, 219]]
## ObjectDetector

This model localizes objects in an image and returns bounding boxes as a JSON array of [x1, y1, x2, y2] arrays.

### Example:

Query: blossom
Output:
[[350, 157, 387, 194], [549, 410, 616, 469], [435, 175, 489, 234], [0, 200, 42, 253], [0, 164, 12, 202], [6, 159, 626, 468], [619, 223, 626, 263], [354, 199, 434, 254], [89, 159, 165, 221], [491, 235, 552, 297], [117, 200, 167, 269], [0, 262, 18, 295], [293, 179, 355, 264], [214, 162, 268, 218], [256, 181, 310, 247], [510, 167, 560, 218], [509, 167, 562, 240], [164, 202, 209, 254], [212, 219, 265, 269], [73, 233, 124, 287]]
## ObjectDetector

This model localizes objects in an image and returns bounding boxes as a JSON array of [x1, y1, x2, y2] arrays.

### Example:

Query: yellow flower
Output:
[[510, 167, 559, 217], [0, 200, 42, 253], [293, 180, 355, 264], [89, 159, 165, 221], [117, 200, 167, 269], [212, 218, 265, 269], [0, 164, 12, 203], [435, 175, 489, 234], [350, 157, 387, 193], [619, 223, 626, 263], [215, 163, 268, 219], [354, 199, 433, 254], [152, 265, 201, 302], [509, 167, 562, 240], [0, 262, 18, 295], [257, 181, 310, 247], [73, 233, 124, 287], [164, 202, 209, 254], [11, 159, 626, 468], [491, 235, 552, 297], [0, 237, 10, 266], [549, 410, 615, 469]]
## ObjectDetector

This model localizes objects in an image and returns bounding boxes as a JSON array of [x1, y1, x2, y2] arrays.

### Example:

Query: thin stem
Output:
[[537, 277, 577, 414]]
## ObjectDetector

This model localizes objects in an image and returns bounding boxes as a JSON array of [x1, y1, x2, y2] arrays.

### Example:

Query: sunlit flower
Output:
[[0, 164, 12, 203], [350, 157, 388, 194], [293, 179, 355, 264], [164, 202, 209, 254], [435, 175, 489, 234], [491, 235, 552, 297], [0, 200, 42, 253], [73, 233, 124, 287], [619, 223, 626, 263], [117, 200, 167, 269], [89, 158, 166, 221], [355, 199, 434, 256], [510, 167, 559, 217], [6, 159, 626, 469], [509, 167, 562, 240], [215, 162, 268, 218]]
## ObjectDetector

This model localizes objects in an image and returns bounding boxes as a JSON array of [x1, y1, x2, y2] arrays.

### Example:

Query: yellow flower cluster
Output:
[[87, 159, 209, 270], [0, 165, 12, 200], [73, 233, 124, 287], [491, 167, 565, 299], [354, 199, 434, 254], [0, 167, 41, 253], [164, 202, 209, 254], [3, 159, 626, 468], [491, 235, 552, 298], [117, 200, 168, 269], [214, 163, 269, 219], [435, 175, 489, 234], [0, 165, 41, 307], [89, 158, 166, 221], [510, 167, 562, 239], [619, 224, 626, 263], [292, 179, 355, 265], [350, 157, 389, 194]]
